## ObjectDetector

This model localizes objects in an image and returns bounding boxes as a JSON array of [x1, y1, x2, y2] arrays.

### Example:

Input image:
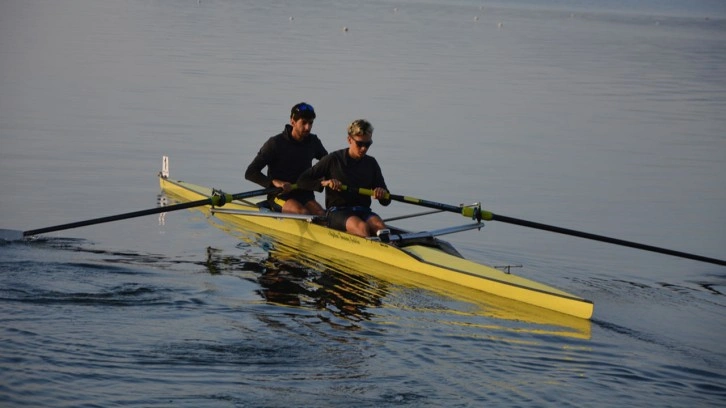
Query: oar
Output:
[[0, 187, 279, 241], [346, 186, 726, 267]]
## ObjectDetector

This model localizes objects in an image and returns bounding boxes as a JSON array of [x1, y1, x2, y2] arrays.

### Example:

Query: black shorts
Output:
[[326, 206, 379, 231], [268, 190, 316, 212]]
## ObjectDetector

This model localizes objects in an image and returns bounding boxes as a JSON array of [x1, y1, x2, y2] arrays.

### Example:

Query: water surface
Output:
[[1, 0, 725, 406]]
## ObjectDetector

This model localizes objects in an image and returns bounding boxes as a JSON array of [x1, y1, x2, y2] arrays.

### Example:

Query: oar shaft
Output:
[[349, 186, 726, 267], [22, 187, 277, 237], [390, 193, 461, 213], [24, 199, 204, 237], [490, 214, 726, 266]]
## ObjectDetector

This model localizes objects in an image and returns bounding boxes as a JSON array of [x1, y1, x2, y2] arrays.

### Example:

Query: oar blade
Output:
[[0, 229, 25, 242]]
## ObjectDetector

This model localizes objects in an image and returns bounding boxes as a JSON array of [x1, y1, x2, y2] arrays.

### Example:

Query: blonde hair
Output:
[[347, 119, 373, 137]]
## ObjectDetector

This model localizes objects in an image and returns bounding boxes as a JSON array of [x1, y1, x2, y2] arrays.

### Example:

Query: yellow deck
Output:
[[159, 176, 594, 320]]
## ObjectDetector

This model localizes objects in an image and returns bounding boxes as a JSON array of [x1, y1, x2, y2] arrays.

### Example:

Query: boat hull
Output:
[[159, 176, 594, 319]]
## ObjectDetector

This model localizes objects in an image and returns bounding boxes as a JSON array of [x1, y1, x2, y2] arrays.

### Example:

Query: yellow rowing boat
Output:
[[159, 158, 594, 320]]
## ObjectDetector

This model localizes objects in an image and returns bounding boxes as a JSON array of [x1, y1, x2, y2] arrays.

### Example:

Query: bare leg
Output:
[[345, 216, 369, 237], [304, 200, 326, 216], [365, 215, 387, 236], [281, 199, 310, 214]]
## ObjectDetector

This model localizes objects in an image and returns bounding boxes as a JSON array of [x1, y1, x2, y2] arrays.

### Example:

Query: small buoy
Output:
[[289, 16, 294, 21], [474, 16, 479, 22], [497, 21, 503, 29], [393, 7, 398, 13], [343, 26, 348, 32]]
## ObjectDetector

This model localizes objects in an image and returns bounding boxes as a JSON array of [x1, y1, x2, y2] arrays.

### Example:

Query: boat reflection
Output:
[[202, 227, 591, 340], [203, 244, 384, 321]]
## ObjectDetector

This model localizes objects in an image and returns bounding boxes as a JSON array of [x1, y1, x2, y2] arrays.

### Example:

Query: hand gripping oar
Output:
[[347, 186, 726, 267], [0, 187, 279, 241]]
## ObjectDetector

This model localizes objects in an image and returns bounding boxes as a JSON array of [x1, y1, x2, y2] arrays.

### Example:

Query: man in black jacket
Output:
[[245, 102, 328, 215], [297, 119, 390, 237]]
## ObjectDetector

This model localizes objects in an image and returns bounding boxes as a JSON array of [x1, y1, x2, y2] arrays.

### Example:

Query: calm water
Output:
[[1, 0, 725, 406]]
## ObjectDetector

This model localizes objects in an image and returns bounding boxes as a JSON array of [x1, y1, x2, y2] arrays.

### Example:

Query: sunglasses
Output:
[[350, 137, 373, 148]]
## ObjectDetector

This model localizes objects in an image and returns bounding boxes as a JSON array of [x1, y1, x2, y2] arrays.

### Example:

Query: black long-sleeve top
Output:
[[297, 148, 391, 209], [245, 124, 328, 188]]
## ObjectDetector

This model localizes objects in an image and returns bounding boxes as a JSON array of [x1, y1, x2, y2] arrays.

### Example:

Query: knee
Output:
[[306, 201, 326, 216], [283, 200, 309, 214], [346, 218, 368, 237], [367, 218, 386, 233]]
